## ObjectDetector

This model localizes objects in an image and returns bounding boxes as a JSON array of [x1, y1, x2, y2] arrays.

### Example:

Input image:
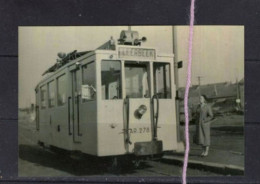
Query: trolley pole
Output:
[[197, 76, 203, 97]]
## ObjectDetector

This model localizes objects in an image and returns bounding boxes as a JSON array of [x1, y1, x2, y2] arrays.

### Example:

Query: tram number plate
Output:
[[129, 127, 150, 134]]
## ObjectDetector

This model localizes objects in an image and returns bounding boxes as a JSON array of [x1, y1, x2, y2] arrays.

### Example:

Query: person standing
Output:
[[195, 95, 214, 157]]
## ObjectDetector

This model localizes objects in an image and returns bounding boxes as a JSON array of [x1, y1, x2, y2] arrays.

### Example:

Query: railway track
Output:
[[19, 118, 220, 177]]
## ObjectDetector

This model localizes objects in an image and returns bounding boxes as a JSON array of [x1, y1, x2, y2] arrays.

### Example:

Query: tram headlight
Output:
[[141, 37, 147, 42], [135, 105, 147, 119]]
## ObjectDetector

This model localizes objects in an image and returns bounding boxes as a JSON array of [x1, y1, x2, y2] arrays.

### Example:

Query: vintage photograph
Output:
[[18, 26, 244, 177]]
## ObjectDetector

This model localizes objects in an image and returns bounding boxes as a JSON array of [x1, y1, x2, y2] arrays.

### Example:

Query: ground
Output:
[[18, 111, 243, 177], [181, 114, 244, 155]]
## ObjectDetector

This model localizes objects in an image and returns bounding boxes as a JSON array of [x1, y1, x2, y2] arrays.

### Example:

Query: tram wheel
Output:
[[112, 157, 118, 168], [133, 159, 141, 168], [107, 157, 121, 173]]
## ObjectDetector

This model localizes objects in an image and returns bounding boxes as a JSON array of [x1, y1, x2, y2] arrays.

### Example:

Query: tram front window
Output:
[[101, 60, 122, 100], [125, 62, 150, 98], [153, 62, 171, 99]]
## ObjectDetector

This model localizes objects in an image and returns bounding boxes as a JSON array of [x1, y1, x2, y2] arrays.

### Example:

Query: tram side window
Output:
[[57, 74, 66, 106], [101, 60, 122, 100], [153, 63, 171, 99], [82, 62, 96, 101], [48, 80, 56, 108], [40, 85, 47, 109]]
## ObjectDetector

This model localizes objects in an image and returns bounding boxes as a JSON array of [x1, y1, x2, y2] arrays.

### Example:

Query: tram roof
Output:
[[40, 29, 174, 78], [36, 30, 174, 90]]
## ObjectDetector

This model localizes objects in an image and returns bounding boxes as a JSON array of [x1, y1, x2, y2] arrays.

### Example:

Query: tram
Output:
[[35, 29, 184, 162]]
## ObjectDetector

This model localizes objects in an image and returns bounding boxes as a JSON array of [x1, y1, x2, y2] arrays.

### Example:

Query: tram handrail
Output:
[[124, 96, 132, 145], [76, 94, 82, 136], [36, 105, 39, 131], [68, 96, 72, 135], [151, 93, 161, 140]]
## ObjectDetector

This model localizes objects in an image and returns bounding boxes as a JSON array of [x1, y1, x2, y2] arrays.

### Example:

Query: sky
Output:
[[173, 26, 244, 88], [19, 26, 244, 108]]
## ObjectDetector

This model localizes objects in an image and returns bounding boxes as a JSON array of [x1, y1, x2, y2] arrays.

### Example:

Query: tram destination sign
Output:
[[118, 47, 156, 60]]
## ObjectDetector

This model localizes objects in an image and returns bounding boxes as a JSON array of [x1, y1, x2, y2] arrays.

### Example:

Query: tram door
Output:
[[71, 68, 82, 143], [124, 62, 153, 151]]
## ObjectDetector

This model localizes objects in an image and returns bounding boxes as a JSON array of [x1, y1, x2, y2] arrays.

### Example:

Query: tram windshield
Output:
[[125, 62, 150, 98], [101, 60, 171, 100], [101, 60, 122, 100], [153, 63, 171, 99]]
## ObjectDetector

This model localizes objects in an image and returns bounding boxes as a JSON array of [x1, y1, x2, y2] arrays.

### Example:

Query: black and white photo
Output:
[[18, 26, 244, 177]]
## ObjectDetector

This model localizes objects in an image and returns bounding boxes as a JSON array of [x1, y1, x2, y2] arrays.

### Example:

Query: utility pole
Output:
[[197, 76, 203, 86], [197, 76, 203, 96], [236, 77, 241, 111], [172, 26, 181, 143], [214, 84, 218, 96]]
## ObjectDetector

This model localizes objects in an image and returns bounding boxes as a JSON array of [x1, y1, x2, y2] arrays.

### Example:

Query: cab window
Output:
[[48, 80, 56, 107], [101, 60, 122, 100], [57, 74, 66, 106], [153, 63, 171, 99], [40, 85, 47, 109], [82, 62, 96, 101], [125, 61, 150, 98]]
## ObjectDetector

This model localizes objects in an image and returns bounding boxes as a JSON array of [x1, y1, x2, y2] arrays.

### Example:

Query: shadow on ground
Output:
[[19, 144, 152, 176], [212, 126, 244, 134]]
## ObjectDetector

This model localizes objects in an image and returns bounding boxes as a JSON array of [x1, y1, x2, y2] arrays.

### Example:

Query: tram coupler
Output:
[[134, 140, 163, 156]]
